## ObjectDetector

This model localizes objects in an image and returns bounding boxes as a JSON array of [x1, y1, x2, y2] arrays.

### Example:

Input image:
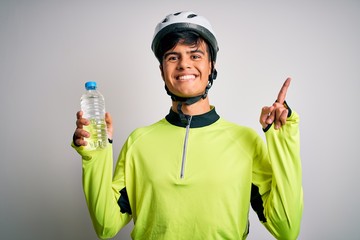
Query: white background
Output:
[[1, 0, 359, 239]]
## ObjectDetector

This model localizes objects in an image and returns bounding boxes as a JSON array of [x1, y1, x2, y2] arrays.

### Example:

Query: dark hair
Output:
[[155, 30, 212, 63]]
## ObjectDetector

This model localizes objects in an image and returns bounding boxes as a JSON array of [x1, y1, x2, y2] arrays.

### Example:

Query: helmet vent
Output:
[[174, 12, 181, 16], [187, 14, 197, 18], [162, 18, 168, 23]]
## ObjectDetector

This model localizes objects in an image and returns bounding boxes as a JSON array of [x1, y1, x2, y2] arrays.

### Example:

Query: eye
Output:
[[165, 55, 178, 62], [191, 54, 201, 60]]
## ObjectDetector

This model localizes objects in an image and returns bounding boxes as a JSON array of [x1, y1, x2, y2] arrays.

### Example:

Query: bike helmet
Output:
[[151, 11, 219, 63]]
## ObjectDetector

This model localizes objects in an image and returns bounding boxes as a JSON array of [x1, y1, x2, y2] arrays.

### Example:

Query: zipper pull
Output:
[[186, 115, 193, 127]]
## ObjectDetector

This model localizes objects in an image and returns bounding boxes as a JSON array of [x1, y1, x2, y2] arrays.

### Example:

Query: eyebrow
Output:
[[163, 49, 205, 59]]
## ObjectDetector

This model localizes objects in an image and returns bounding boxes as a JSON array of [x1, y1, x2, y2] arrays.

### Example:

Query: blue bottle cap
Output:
[[85, 81, 97, 90]]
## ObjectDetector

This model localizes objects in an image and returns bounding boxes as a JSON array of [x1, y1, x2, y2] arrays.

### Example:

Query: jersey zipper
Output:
[[180, 115, 192, 179]]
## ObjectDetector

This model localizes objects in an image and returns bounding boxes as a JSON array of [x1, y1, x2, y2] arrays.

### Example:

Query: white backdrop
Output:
[[1, 1, 359, 239]]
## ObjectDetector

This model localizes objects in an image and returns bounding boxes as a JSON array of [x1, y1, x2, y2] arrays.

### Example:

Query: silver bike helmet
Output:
[[151, 11, 219, 62]]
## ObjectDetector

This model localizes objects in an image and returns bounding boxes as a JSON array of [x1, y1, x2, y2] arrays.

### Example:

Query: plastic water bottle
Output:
[[80, 81, 107, 150]]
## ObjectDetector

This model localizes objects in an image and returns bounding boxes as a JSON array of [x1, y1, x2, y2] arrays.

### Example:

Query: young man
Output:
[[72, 11, 303, 239]]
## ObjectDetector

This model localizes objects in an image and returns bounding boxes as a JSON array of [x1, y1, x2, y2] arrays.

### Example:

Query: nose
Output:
[[177, 56, 191, 70]]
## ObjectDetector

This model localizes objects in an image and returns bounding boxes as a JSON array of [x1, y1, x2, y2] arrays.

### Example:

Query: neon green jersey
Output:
[[73, 107, 303, 239]]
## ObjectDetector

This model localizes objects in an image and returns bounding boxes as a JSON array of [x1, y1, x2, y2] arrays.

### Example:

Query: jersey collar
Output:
[[165, 106, 220, 128]]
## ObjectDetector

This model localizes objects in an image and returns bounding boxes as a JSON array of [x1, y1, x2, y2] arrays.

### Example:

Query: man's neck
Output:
[[171, 97, 211, 116]]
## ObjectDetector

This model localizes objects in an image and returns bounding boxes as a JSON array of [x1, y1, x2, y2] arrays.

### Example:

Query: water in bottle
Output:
[[80, 81, 107, 150]]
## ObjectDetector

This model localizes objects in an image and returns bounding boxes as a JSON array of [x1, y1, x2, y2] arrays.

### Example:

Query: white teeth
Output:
[[178, 75, 195, 80]]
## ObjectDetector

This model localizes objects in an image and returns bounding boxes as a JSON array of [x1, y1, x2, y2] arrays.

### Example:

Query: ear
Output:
[[211, 68, 217, 80], [208, 61, 217, 78]]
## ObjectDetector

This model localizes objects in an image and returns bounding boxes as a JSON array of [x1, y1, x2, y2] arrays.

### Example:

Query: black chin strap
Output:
[[167, 70, 217, 123], [175, 91, 206, 123], [165, 82, 210, 104]]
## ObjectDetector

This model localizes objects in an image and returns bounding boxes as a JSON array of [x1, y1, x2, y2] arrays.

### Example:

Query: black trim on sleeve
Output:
[[250, 184, 267, 222], [283, 100, 292, 118], [118, 187, 132, 214], [72, 133, 81, 147], [262, 123, 273, 133]]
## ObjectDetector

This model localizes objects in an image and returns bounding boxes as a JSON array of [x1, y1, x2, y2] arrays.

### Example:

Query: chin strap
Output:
[[167, 69, 217, 123], [165, 81, 210, 104]]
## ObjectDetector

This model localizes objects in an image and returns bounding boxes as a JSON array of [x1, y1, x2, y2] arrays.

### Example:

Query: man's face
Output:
[[160, 40, 212, 98]]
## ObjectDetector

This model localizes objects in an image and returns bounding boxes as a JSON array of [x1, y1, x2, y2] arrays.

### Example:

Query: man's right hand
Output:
[[73, 111, 113, 147]]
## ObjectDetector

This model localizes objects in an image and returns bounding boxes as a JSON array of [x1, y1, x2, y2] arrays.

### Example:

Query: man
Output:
[[72, 11, 303, 239]]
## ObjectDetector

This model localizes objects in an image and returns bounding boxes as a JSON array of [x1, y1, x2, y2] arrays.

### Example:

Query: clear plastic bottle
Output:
[[80, 81, 107, 150]]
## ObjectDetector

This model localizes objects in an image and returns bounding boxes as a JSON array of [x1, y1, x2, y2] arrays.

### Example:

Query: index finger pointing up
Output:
[[277, 77, 292, 104]]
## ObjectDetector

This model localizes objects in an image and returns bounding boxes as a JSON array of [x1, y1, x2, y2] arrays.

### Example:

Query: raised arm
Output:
[[256, 78, 303, 239]]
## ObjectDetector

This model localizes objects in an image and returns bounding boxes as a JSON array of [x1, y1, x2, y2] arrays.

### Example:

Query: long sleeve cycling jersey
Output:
[[72, 106, 303, 240]]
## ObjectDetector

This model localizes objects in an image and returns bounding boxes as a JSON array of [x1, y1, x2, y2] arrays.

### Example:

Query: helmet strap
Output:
[[165, 69, 216, 104], [165, 68, 217, 123]]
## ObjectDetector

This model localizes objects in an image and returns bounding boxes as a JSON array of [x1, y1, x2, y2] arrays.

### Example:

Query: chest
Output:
[[128, 127, 254, 189]]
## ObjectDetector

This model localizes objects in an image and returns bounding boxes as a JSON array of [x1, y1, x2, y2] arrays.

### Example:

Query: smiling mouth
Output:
[[177, 75, 196, 81]]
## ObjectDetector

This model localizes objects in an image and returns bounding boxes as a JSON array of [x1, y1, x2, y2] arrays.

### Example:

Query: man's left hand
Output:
[[259, 77, 291, 130]]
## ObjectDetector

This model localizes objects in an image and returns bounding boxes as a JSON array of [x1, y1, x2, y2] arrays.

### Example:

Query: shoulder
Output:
[[215, 118, 261, 141], [127, 118, 170, 142]]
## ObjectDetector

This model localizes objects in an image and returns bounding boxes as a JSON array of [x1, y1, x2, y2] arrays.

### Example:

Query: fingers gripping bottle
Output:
[[80, 81, 107, 150]]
